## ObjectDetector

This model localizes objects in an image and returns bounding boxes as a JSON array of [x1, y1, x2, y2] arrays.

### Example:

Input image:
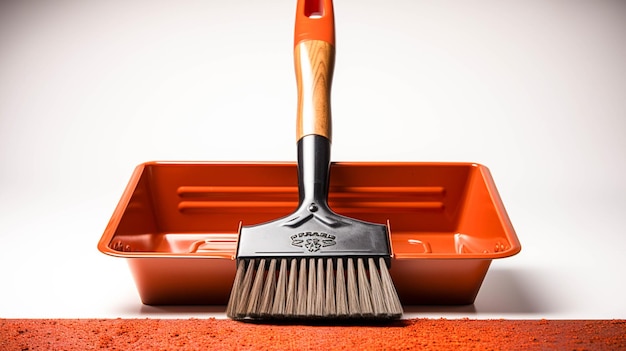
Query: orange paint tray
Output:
[[98, 161, 520, 305]]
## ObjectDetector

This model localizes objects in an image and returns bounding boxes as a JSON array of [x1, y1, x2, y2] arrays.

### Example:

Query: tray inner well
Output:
[[109, 163, 513, 257]]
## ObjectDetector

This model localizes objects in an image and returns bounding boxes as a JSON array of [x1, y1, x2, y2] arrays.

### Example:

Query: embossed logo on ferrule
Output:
[[290, 231, 336, 252]]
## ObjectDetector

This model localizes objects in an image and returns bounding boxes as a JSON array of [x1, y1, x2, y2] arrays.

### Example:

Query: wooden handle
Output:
[[294, 0, 335, 142], [295, 40, 335, 141]]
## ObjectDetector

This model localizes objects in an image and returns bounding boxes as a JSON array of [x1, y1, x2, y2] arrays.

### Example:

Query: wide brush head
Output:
[[226, 193, 402, 320]]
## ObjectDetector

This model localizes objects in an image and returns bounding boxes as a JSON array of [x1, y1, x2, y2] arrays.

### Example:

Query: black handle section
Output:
[[297, 134, 331, 210]]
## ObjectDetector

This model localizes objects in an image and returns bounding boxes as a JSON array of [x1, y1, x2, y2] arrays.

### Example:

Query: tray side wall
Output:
[[392, 259, 492, 305], [127, 257, 236, 305]]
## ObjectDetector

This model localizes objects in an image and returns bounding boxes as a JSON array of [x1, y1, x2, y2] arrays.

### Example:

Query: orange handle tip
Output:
[[294, 0, 335, 47]]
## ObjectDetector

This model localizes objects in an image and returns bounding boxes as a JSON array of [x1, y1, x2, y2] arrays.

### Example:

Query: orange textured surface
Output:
[[2, 319, 625, 350]]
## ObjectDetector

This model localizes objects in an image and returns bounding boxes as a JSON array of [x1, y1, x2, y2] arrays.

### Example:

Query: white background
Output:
[[1, 0, 625, 319]]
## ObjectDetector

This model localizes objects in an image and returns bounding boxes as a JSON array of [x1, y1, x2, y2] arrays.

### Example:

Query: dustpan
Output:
[[98, 161, 520, 305]]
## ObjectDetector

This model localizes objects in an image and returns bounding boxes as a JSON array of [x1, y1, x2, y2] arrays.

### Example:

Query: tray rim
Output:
[[97, 161, 521, 260]]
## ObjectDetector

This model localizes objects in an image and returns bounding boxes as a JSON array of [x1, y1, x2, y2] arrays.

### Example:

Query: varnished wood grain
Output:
[[294, 40, 335, 141]]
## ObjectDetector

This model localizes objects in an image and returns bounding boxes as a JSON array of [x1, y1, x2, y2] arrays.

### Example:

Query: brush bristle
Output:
[[357, 258, 374, 316], [379, 257, 403, 316], [335, 258, 347, 317], [368, 257, 386, 315], [296, 258, 307, 316], [285, 258, 298, 317], [226, 256, 403, 321], [225, 259, 246, 318], [270, 258, 287, 316], [258, 258, 276, 316], [325, 258, 336, 316], [233, 258, 256, 318], [346, 258, 360, 314]]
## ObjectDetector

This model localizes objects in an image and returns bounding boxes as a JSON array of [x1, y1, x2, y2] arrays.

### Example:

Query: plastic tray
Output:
[[98, 161, 520, 305]]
